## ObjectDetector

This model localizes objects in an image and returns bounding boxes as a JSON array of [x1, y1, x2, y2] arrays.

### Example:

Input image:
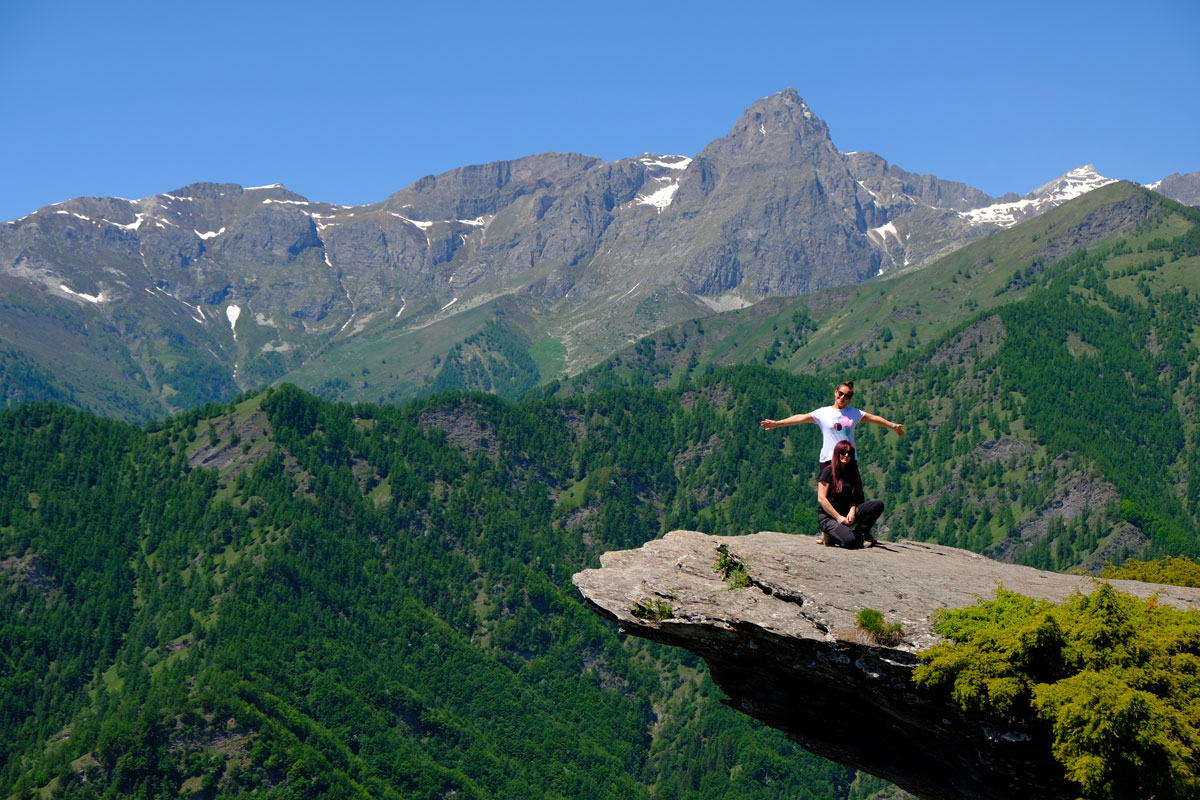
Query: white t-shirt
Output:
[[810, 405, 864, 463]]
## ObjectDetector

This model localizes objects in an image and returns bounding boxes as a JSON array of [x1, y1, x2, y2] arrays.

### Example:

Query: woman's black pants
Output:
[[819, 500, 884, 548]]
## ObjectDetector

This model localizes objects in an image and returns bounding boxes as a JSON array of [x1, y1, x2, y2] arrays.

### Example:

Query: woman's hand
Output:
[[846, 506, 857, 525]]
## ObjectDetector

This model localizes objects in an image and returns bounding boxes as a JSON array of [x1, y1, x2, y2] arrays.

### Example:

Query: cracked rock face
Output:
[[573, 531, 1200, 800]]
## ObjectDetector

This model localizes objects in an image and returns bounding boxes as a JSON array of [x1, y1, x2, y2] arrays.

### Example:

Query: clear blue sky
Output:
[[2, 0, 1197, 222]]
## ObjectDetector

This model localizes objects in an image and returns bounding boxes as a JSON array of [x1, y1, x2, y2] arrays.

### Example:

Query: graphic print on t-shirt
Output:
[[812, 406, 864, 463]]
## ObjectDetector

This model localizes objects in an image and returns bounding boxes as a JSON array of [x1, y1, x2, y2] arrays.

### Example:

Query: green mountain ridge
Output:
[[2, 382, 902, 800]]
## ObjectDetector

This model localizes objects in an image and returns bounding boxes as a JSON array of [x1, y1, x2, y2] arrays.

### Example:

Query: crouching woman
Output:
[[817, 441, 884, 548]]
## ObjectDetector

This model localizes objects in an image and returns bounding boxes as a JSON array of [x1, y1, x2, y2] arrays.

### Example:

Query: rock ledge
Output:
[[573, 531, 1200, 800]]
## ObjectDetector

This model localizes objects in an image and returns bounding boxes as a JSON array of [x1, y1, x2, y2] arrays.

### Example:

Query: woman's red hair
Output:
[[830, 440, 857, 495]]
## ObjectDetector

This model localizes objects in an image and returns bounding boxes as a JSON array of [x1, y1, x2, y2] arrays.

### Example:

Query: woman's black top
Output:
[[818, 464, 864, 519]]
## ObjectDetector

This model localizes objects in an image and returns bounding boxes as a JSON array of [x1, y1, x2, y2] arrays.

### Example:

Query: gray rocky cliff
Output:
[[1151, 169, 1200, 207], [573, 530, 1200, 800], [656, 89, 884, 297]]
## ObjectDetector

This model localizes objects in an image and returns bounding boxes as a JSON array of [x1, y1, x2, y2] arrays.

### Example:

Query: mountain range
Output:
[[3, 89, 1195, 420]]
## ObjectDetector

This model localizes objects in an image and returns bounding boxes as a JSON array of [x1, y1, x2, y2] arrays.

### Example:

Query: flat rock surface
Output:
[[574, 531, 1200, 800], [574, 530, 1200, 650]]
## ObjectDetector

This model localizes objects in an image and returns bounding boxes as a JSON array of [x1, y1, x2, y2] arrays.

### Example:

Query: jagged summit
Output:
[[574, 530, 1200, 800], [957, 164, 1117, 227], [741, 88, 824, 131], [1028, 164, 1115, 201], [1147, 169, 1200, 205], [696, 88, 837, 168], [160, 182, 307, 201]]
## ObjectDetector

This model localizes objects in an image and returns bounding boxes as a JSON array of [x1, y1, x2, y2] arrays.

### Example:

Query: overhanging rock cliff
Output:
[[573, 531, 1200, 800]]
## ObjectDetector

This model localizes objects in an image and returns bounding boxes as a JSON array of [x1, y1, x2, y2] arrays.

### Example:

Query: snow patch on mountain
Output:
[[390, 213, 433, 230], [870, 221, 908, 271], [60, 284, 104, 304], [871, 221, 902, 243], [638, 155, 692, 171], [149, 291, 207, 325], [390, 213, 432, 245], [1029, 165, 1115, 199], [958, 165, 1116, 227], [628, 155, 691, 212], [856, 180, 886, 205], [958, 197, 1042, 226], [637, 182, 680, 211], [226, 304, 241, 340]]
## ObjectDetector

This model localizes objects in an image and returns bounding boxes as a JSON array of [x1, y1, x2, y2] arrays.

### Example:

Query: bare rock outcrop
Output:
[[573, 531, 1200, 800]]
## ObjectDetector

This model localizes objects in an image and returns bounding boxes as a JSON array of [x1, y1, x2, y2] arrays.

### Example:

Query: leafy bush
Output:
[[1101, 555, 1200, 588], [914, 584, 1200, 799]]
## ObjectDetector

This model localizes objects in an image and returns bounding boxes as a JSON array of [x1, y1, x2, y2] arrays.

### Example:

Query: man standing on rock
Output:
[[760, 380, 904, 469]]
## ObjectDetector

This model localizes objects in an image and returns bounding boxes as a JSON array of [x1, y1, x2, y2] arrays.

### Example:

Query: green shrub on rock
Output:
[[914, 583, 1200, 799], [1101, 555, 1200, 588]]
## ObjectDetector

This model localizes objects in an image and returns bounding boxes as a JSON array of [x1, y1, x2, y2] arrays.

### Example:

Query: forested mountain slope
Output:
[[2, 182, 1198, 797], [2, 384, 909, 800], [4, 275, 1199, 798]]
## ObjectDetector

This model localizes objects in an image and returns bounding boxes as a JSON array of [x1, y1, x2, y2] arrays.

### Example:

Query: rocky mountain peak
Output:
[[955, 165, 1117, 228], [163, 182, 296, 202], [1147, 169, 1200, 206], [1028, 164, 1115, 201], [696, 88, 836, 169], [743, 88, 825, 133]]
